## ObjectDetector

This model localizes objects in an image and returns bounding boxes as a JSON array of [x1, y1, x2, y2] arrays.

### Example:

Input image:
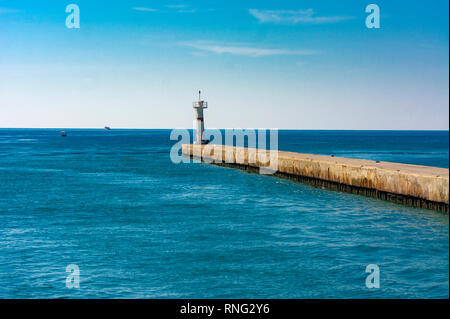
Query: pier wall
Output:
[[182, 144, 449, 213]]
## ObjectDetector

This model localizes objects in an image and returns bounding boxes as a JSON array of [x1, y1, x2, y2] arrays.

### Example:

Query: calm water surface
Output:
[[0, 129, 448, 298]]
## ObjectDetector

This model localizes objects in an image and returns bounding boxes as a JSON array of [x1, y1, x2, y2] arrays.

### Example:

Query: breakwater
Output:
[[182, 144, 449, 213]]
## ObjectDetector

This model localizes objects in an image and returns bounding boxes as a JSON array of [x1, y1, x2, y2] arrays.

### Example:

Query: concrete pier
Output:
[[182, 144, 449, 213]]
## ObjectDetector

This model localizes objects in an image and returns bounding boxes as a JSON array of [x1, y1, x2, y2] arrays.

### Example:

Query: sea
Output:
[[0, 129, 448, 298]]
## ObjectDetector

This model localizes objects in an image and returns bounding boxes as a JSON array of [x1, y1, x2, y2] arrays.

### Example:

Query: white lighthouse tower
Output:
[[193, 90, 208, 144]]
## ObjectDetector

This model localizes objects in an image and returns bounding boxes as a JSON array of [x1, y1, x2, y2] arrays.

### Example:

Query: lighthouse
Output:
[[193, 90, 209, 145]]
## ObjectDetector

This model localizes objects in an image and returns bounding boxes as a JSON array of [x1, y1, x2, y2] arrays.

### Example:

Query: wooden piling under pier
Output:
[[182, 144, 449, 213]]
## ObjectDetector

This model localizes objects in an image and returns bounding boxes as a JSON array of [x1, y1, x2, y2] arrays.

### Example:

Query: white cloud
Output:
[[132, 7, 158, 12], [249, 9, 352, 24], [182, 41, 319, 57]]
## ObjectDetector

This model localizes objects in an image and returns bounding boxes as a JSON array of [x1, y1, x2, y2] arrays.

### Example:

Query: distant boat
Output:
[[60, 131, 67, 137], [104, 126, 111, 130]]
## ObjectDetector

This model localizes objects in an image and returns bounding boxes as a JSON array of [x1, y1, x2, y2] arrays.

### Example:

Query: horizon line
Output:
[[0, 127, 448, 132]]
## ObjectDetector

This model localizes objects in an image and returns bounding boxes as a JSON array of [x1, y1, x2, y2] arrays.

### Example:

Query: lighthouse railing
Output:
[[192, 101, 208, 108]]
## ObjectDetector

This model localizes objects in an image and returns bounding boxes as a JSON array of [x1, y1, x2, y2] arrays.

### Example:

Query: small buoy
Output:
[[60, 131, 67, 137]]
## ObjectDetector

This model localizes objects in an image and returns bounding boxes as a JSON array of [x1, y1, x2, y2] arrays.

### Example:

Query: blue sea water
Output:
[[0, 129, 448, 299]]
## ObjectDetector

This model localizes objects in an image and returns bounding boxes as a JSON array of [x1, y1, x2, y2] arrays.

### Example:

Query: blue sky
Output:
[[0, 0, 448, 129]]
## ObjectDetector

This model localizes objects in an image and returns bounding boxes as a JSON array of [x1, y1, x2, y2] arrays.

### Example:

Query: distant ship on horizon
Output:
[[104, 126, 111, 130]]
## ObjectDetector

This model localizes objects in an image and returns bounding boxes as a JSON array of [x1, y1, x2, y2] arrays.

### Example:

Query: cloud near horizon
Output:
[[132, 7, 158, 12], [182, 41, 320, 57], [133, 4, 197, 13], [249, 8, 353, 24]]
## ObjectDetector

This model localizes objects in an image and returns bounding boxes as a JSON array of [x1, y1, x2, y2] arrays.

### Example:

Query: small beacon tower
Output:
[[193, 90, 208, 144]]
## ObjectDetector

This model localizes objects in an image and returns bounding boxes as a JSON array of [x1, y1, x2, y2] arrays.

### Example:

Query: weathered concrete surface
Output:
[[182, 144, 449, 212]]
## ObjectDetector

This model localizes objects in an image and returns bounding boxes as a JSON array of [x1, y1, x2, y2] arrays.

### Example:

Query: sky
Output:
[[0, 0, 448, 129]]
